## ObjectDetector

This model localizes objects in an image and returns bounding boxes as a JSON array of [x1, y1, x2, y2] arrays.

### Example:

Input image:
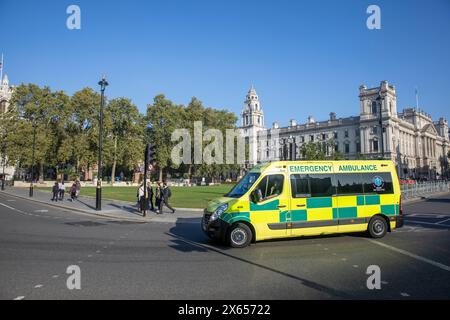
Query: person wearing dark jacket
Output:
[[51, 182, 59, 202], [159, 182, 175, 214], [147, 182, 154, 211]]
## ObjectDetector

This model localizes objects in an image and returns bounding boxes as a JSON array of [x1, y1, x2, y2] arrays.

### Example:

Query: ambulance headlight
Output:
[[211, 203, 228, 221]]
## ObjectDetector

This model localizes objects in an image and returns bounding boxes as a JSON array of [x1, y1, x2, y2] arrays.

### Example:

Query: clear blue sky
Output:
[[1, 0, 450, 126]]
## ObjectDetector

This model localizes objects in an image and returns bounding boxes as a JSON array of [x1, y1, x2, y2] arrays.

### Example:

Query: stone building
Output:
[[240, 81, 450, 180]]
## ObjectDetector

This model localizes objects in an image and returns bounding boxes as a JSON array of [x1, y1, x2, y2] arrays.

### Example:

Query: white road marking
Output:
[[324, 248, 329, 251], [87, 255, 92, 258], [367, 239, 450, 272], [13, 296, 25, 300], [34, 210, 48, 213], [34, 284, 43, 288], [400, 292, 410, 297], [352, 265, 359, 268], [7, 199, 16, 202], [341, 258, 347, 261], [437, 218, 450, 225], [52, 275, 59, 278], [0, 201, 27, 214], [96, 250, 101, 253]]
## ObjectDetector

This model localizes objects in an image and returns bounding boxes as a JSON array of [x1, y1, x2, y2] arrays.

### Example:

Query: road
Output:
[[1, 191, 450, 300]]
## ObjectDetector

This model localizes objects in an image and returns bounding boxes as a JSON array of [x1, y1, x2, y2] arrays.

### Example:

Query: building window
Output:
[[334, 132, 338, 139], [372, 126, 378, 135], [345, 143, 350, 154], [334, 143, 339, 152], [355, 128, 360, 136], [344, 130, 349, 138], [371, 101, 377, 114], [356, 141, 361, 153], [300, 136, 305, 143], [310, 135, 314, 142], [373, 140, 379, 152], [322, 133, 327, 140]]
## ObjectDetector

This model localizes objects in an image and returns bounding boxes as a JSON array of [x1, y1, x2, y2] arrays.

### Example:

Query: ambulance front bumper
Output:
[[202, 211, 229, 242]]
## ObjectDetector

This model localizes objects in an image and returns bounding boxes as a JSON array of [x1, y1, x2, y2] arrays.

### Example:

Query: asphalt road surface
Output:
[[1, 191, 450, 300]]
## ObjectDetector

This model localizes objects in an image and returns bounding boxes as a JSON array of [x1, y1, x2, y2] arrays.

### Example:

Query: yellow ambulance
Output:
[[202, 160, 403, 248]]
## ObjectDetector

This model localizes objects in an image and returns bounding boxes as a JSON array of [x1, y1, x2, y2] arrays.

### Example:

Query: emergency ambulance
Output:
[[202, 160, 403, 248]]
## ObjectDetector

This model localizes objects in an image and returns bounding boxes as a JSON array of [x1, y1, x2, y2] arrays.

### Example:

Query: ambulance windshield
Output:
[[225, 172, 261, 198]]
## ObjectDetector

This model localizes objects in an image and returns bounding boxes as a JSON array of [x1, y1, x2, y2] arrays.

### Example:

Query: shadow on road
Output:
[[109, 203, 144, 217], [425, 197, 450, 204], [166, 218, 354, 299]]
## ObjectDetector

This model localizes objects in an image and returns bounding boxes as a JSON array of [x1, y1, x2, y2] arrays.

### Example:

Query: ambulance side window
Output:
[[253, 174, 284, 202]]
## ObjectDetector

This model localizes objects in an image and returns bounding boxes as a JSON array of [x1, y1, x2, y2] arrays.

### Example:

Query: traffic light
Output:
[[145, 143, 156, 166]]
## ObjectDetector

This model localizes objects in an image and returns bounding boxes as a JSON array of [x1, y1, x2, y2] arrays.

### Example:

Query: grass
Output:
[[36, 184, 235, 208]]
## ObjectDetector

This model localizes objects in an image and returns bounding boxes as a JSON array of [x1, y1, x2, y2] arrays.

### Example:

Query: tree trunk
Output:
[[159, 167, 163, 182], [39, 162, 44, 183], [111, 136, 117, 185]]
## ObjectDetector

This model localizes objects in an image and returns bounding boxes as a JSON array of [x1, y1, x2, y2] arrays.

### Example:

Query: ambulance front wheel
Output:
[[368, 215, 388, 238], [228, 223, 252, 248]]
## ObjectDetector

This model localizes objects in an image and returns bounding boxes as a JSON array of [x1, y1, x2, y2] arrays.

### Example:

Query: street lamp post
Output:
[[96, 76, 108, 211], [29, 121, 37, 197]]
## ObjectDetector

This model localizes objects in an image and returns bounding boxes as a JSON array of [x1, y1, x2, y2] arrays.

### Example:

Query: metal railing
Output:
[[401, 181, 450, 199]]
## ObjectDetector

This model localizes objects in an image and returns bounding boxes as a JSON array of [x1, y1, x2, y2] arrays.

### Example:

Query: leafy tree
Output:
[[105, 98, 144, 184], [146, 95, 183, 181]]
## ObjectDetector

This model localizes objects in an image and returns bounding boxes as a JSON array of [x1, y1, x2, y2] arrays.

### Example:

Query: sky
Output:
[[1, 0, 450, 127]]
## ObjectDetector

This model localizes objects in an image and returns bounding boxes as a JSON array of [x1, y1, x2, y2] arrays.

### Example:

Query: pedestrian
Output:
[[147, 182, 154, 211], [51, 182, 59, 202], [59, 181, 66, 201], [159, 181, 175, 214], [155, 181, 162, 214], [137, 183, 145, 213], [75, 180, 81, 199], [70, 182, 77, 202]]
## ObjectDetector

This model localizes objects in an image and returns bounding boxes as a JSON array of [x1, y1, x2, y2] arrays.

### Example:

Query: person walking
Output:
[[147, 182, 154, 211], [159, 182, 175, 214], [51, 182, 59, 202], [75, 180, 81, 199], [70, 182, 77, 202], [155, 181, 162, 214], [59, 182, 66, 201], [137, 183, 146, 213]]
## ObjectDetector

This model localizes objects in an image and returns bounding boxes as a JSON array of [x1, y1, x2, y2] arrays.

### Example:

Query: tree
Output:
[[67, 88, 102, 177], [300, 142, 326, 160], [11, 84, 56, 181], [146, 95, 183, 181], [105, 98, 144, 184]]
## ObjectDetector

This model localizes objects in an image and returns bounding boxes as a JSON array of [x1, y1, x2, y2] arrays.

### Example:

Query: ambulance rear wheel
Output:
[[228, 223, 252, 248], [368, 216, 387, 238]]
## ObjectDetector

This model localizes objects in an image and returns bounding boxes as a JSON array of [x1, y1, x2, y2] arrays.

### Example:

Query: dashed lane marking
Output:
[[34, 284, 43, 289], [367, 239, 450, 272], [400, 292, 410, 297], [13, 296, 25, 300]]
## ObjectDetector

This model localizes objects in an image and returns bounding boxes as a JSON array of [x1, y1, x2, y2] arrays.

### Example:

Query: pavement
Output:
[[0, 189, 450, 299], [1, 187, 203, 224]]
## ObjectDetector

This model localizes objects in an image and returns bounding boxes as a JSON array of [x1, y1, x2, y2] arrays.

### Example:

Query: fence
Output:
[[401, 181, 450, 200]]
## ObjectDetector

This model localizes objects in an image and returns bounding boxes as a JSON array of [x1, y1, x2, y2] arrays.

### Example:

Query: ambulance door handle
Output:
[[277, 205, 287, 208], [296, 204, 305, 208]]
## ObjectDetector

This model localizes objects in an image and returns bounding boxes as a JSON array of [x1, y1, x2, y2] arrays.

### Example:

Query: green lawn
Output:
[[37, 184, 235, 208]]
